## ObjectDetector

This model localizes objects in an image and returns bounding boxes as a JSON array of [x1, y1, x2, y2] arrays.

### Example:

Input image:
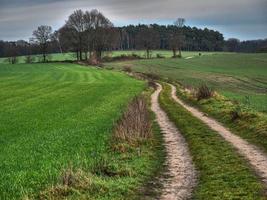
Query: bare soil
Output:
[[151, 83, 197, 200]]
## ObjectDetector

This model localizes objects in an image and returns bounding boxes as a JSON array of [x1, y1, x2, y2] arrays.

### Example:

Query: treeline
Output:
[[0, 9, 266, 62], [224, 38, 267, 53]]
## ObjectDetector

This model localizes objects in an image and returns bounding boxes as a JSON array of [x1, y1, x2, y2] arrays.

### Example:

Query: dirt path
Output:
[[169, 83, 267, 185], [151, 83, 197, 200]]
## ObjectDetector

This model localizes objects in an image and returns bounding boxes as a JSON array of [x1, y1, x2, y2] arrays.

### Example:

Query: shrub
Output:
[[122, 66, 132, 73], [144, 73, 160, 81], [230, 102, 242, 121], [101, 56, 113, 62], [172, 54, 182, 58], [114, 96, 151, 142], [25, 55, 34, 64], [196, 84, 214, 101], [7, 57, 18, 64], [148, 80, 157, 89], [156, 54, 165, 58], [131, 53, 141, 58]]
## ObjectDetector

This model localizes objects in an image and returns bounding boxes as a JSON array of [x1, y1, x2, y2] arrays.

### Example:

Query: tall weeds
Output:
[[114, 96, 152, 141], [196, 84, 214, 101]]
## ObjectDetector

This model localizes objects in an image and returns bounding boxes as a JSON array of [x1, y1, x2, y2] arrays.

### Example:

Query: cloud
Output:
[[0, 0, 266, 41]]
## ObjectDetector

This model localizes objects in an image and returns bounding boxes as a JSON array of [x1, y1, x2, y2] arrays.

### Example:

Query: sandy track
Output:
[[151, 83, 197, 200], [169, 84, 267, 185]]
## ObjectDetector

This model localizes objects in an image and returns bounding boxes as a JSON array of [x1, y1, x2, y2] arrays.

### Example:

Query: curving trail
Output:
[[169, 83, 267, 185], [151, 83, 197, 200]]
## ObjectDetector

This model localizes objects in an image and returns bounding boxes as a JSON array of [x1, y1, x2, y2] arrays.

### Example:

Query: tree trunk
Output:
[[85, 51, 88, 60], [79, 50, 82, 61], [173, 48, 177, 58], [146, 49, 149, 59], [79, 34, 82, 61], [57, 40, 63, 54], [42, 44, 46, 62]]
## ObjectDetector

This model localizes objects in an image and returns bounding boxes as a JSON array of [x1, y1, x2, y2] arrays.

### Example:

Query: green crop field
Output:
[[0, 63, 151, 199], [105, 53, 267, 112]]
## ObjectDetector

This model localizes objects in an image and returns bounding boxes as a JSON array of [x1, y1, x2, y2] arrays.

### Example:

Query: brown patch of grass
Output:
[[113, 96, 152, 142], [39, 167, 98, 199], [148, 80, 157, 89], [196, 84, 214, 101], [144, 73, 160, 81], [122, 65, 132, 73]]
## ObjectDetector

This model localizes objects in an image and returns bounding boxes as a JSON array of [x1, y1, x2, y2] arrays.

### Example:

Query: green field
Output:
[[0, 50, 220, 64], [0, 63, 166, 199], [105, 53, 267, 112]]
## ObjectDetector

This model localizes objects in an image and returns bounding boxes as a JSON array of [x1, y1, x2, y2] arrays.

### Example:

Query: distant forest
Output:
[[0, 9, 266, 59]]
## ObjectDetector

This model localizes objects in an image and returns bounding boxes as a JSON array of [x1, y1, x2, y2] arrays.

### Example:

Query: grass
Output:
[[159, 83, 265, 199], [0, 50, 219, 64], [105, 50, 218, 58], [105, 53, 267, 112], [0, 62, 164, 199], [0, 52, 77, 64], [175, 83, 267, 154]]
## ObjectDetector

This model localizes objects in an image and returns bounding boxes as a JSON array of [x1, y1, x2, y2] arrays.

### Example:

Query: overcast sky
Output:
[[0, 0, 266, 41]]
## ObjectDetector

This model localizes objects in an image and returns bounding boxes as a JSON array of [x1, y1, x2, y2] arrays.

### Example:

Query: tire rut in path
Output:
[[169, 83, 267, 185], [151, 83, 197, 200]]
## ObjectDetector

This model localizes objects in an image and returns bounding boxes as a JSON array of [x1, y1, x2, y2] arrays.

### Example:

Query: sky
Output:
[[0, 0, 266, 41]]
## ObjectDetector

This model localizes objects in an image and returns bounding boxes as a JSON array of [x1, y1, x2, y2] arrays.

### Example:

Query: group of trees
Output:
[[59, 9, 117, 62], [0, 9, 266, 63], [224, 38, 267, 53]]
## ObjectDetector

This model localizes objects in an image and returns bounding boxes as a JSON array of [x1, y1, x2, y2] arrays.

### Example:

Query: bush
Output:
[[172, 54, 182, 58], [7, 57, 18, 64], [230, 102, 242, 121], [144, 73, 160, 81], [122, 66, 132, 73], [113, 54, 141, 61], [25, 55, 35, 64], [101, 56, 113, 62], [156, 54, 165, 58], [131, 53, 141, 58], [196, 84, 214, 101], [148, 80, 157, 89], [113, 96, 151, 142]]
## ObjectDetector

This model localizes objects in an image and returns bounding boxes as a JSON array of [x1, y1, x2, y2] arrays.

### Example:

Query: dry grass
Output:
[[114, 96, 152, 142], [39, 167, 95, 199], [122, 65, 132, 73], [148, 80, 158, 89], [196, 84, 214, 101]]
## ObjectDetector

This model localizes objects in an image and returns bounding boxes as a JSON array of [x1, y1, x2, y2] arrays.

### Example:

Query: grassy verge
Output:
[[39, 120, 165, 200], [36, 88, 165, 199], [159, 83, 265, 199], [175, 83, 267, 154]]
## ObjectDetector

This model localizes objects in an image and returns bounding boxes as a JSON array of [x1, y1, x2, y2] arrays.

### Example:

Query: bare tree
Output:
[[83, 10, 95, 60], [66, 9, 85, 61], [52, 31, 63, 53], [171, 18, 185, 57], [83, 9, 115, 61], [136, 26, 159, 58], [174, 18, 185, 28], [31, 25, 52, 62]]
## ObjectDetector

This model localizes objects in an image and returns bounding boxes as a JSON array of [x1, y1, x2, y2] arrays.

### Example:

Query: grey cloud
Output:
[[0, 0, 266, 41]]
